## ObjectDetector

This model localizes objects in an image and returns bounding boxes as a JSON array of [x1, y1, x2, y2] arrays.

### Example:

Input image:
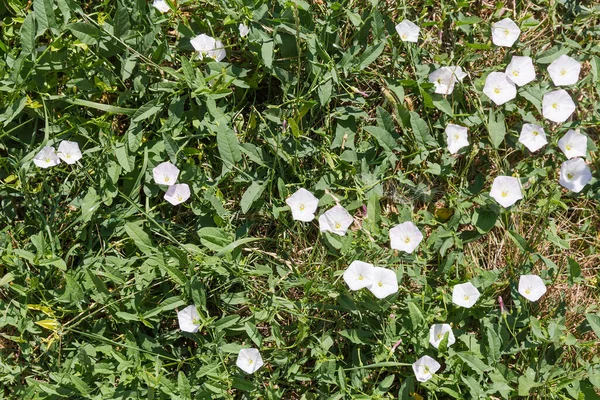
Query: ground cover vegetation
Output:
[[1, 0, 600, 398]]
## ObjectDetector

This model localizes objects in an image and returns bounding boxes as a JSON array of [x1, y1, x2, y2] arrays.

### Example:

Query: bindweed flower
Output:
[[164, 183, 191, 205], [152, 0, 171, 13], [559, 158, 592, 193], [239, 23, 250, 38], [557, 130, 587, 159], [547, 55, 581, 86], [153, 161, 180, 185], [518, 123, 547, 152], [319, 205, 354, 236], [483, 72, 517, 105], [57, 140, 82, 164], [491, 18, 520, 47], [412, 355, 441, 382], [389, 221, 423, 254], [452, 282, 480, 308], [33, 146, 61, 168], [429, 324, 455, 349], [490, 176, 523, 207], [343, 261, 374, 291], [505, 55, 536, 86], [368, 267, 398, 299], [191, 34, 226, 62], [285, 188, 319, 222], [518, 274, 547, 302], [445, 124, 469, 154], [395, 20, 420, 42], [542, 90, 576, 123], [236, 348, 264, 374], [428, 66, 467, 95], [177, 305, 200, 333]]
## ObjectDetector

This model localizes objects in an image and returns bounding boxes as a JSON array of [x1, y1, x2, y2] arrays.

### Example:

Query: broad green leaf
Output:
[[488, 108, 506, 148], [261, 39, 274, 69], [216, 127, 242, 170], [81, 187, 99, 222], [67, 22, 101, 45], [178, 372, 191, 400], [409, 112, 436, 150], [585, 314, 600, 339], [20, 12, 36, 54], [198, 227, 232, 251], [124, 222, 154, 256], [113, 6, 130, 38], [358, 41, 385, 70], [33, 0, 58, 37], [364, 126, 396, 154], [132, 100, 162, 122], [240, 181, 266, 213]]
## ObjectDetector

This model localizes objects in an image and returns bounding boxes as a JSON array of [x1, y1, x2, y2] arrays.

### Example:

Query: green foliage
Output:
[[1, 0, 600, 399]]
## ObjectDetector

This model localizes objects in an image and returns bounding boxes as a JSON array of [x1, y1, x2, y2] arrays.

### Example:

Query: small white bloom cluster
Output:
[[152, 161, 190, 205], [343, 261, 398, 299], [33, 141, 82, 168]]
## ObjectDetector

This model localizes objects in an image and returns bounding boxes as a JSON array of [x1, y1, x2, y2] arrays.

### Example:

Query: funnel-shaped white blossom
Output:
[[559, 158, 592, 193], [319, 205, 353, 236], [33, 146, 60, 168], [483, 72, 517, 105], [57, 140, 82, 164], [343, 261, 375, 291], [557, 130, 587, 159], [412, 355, 441, 382], [505, 56, 535, 86], [286, 188, 319, 222], [429, 324, 455, 349], [452, 282, 480, 308], [547, 55, 581, 86], [153, 161, 180, 185], [191, 34, 226, 62], [428, 66, 467, 95], [395, 20, 420, 42], [518, 274, 547, 302], [445, 124, 469, 154], [239, 24, 250, 38], [164, 183, 191, 205], [490, 176, 523, 208], [236, 348, 263, 374], [152, 0, 170, 12], [178, 305, 200, 333], [390, 221, 423, 254], [542, 90, 576, 123], [368, 267, 398, 299], [491, 18, 520, 47], [518, 123, 547, 152]]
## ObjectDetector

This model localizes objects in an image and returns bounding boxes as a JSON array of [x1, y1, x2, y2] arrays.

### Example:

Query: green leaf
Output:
[[0, 272, 15, 287], [364, 126, 396, 154], [59, 98, 136, 115], [20, 12, 36, 54], [67, 22, 101, 45], [358, 41, 385, 70], [240, 181, 266, 214], [33, 0, 58, 37], [339, 329, 373, 344], [124, 222, 154, 256], [488, 109, 506, 148], [409, 112, 436, 150], [585, 314, 600, 339], [63, 273, 85, 304], [567, 257, 583, 284], [178, 372, 191, 400], [216, 127, 242, 171], [261, 39, 274, 69], [518, 369, 542, 396], [132, 100, 162, 123], [113, 6, 130, 38], [215, 237, 263, 257], [81, 187, 99, 222], [198, 227, 232, 252]]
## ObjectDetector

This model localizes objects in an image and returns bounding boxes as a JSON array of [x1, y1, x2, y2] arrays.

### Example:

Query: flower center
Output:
[[565, 144, 572, 151], [532, 131, 539, 136], [525, 288, 531, 295], [463, 295, 469, 301], [567, 172, 573, 179], [454, 134, 459, 140], [404, 237, 411, 243], [45, 158, 50, 163], [335, 222, 341, 229], [402, 33, 407, 39], [299, 204, 305, 211], [378, 281, 383, 287], [66, 153, 71, 158], [501, 190, 508, 197], [560, 69, 566, 76], [358, 275, 363, 281], [424, 366, 431, 373], [437, 78, 442, 84], [494, 87, 501, 94], [248, 359, 253, 364], [177, 195, 183, 201], [512, 70, 519, 77], [164, 176, 170, 183], [437, 333, 442, 339], [552, 103, 558, 110], [503, 29, 509, 37]]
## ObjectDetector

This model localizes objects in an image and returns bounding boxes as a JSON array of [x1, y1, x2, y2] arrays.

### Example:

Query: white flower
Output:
[[395, 20, 420, 43], [178, 305, 200, 333], [236, 348, 264, 374], [491, 18, 520, 47], [368, 267, 398, 299], [518, 123, 547, 152], [483, 72, 517, 105], [490, 176, 523, 208], [57, 140, 82, 164], [285, 188, 319, 222], [518, 275, 547, 302], [164, 183, 191, 205], [557, 130, 587, 159], [239, 23, 250, 38], [428, 66, 467, 95], [389, 221, 423, 254], [429, 324, 455, 349], [547, 55, 581, 86], [505, 55, 535, 86], [452, 282, 480, 308], [153, 161, 180, 186], [33, 146, 60, 168], [152, 0, 171, 13], [542, 90, 576, 123], [559, 158, 592, 193], [343, 261, 374, 291], [318, 205, 354, 236], [190, 34, 226, 62], [445, 124, 469, 154], [412, 355, 441, 382]]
